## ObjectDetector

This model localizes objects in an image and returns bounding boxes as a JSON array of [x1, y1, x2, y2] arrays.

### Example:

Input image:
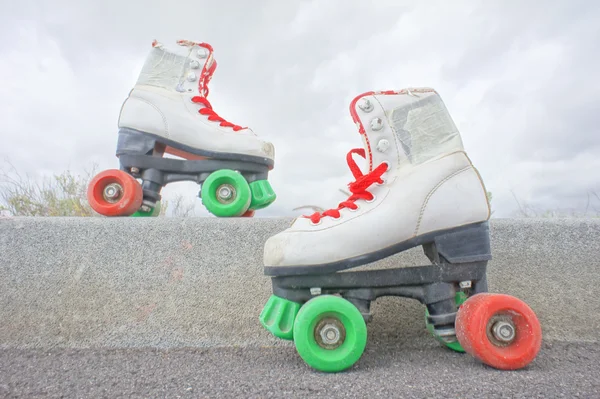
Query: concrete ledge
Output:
[[1, 217, 599, 349]]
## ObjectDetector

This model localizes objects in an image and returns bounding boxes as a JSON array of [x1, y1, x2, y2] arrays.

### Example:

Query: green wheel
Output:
[[200, 169, 251, 217], [425, 291, 467, 352], [131, 201, 161, 217], [293, 295, 367, 373]]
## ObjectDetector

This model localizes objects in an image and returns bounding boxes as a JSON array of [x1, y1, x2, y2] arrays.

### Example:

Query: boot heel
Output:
[[116, 128, 159, 156], [432, 222, 492, 263]]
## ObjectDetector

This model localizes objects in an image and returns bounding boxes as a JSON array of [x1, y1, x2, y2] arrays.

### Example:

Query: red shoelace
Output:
[[184, 41, 246, 132], [191, 96, 245, 131], [307, 148, 388, 224]]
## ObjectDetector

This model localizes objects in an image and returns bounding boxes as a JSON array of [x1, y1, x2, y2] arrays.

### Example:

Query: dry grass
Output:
[[0, 160, 196, 217]]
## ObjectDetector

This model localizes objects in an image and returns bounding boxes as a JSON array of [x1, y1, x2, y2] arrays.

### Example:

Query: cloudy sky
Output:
[[1, 0, 599, 218]]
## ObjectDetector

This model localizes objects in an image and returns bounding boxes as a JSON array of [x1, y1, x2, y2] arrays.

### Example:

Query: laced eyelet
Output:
[[190, 96, 245, 131], [310, 147, 386, 224], [376, 177, 387, 186], [310, 219, 322, 226], [374, 161, 390, 186], [366, 195, 377, 203]]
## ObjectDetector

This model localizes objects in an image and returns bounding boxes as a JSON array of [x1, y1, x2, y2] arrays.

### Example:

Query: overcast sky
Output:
[[1, 0, 599, 218]]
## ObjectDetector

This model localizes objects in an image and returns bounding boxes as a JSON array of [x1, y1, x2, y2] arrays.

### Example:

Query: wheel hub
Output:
[[492, 320, 516, 343], [315, 318, 345, 349], [487, 315, 516, 346], [321, 325, 340, 344], [103, 183, 122, 203], [216, 184, 236, 204]]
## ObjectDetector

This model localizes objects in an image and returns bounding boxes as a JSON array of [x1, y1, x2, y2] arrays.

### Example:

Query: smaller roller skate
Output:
[[87, 39, 276, 217], [259, 88, 542, 372]]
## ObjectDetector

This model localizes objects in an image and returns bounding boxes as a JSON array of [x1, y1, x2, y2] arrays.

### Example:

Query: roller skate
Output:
[[87, 39, 276, 217], [259, 88, 542, 372]]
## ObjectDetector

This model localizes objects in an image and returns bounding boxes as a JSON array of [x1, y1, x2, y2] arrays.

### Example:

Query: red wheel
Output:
[[455, 293, 542, 370], [241, 210, 255, 217], [87, 169, 143, 216]]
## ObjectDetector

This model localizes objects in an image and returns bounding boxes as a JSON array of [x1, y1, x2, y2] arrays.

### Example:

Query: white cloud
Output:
[[1, 0, 598, 218]]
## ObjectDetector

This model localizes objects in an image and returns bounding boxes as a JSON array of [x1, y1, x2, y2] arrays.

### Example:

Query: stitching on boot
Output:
[[130, 95, 170, 139], [415, 165, 472, 236]]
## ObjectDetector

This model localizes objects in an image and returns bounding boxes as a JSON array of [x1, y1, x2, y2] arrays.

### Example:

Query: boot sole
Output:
[[117, 127, 274, 168], [264, 221, 492, 276]]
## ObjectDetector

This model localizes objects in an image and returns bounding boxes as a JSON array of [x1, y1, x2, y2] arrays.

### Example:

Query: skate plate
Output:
[[118, 154, 275, 216], [87, 126, 277, 217]]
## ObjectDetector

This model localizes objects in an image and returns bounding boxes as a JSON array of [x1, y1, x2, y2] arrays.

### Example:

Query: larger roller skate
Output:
[[259, 88, 542, 372], [87, 39, 276, 217]]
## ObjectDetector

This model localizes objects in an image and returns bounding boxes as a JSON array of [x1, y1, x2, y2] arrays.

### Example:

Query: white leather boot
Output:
[[116, 39, 274, 166], [264, 88, 491, 275]]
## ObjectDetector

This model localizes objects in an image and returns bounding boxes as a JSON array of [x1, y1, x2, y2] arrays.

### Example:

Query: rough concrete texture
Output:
[[2, 343, 599, 398], [0, 217, 599, 349]]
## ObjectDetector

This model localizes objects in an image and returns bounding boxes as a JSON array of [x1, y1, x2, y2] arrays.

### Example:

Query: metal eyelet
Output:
[[376, 139, 390, 152], [376, 163, 389, 186], [358, 98, 373, 113], [370, 118, 383, 131], [186, 72, 197, 82], [197, 48, 208, 58]]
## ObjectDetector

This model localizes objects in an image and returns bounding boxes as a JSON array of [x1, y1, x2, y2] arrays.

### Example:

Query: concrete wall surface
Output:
[[1, 217, 599, 349]]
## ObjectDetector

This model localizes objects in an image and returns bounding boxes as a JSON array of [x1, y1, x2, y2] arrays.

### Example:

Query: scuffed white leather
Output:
[[118, 94, 169, 138], [417, 163, 491, 236], [116, 41, 274, 161], [118, 86, 274, 160], [263, 151, 489, 267], [263, 88, 489, 268]]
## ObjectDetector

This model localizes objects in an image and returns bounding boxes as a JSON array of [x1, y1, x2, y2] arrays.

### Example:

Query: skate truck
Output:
[[259, 88, 542, 372], [86, 40, 276, 218]]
